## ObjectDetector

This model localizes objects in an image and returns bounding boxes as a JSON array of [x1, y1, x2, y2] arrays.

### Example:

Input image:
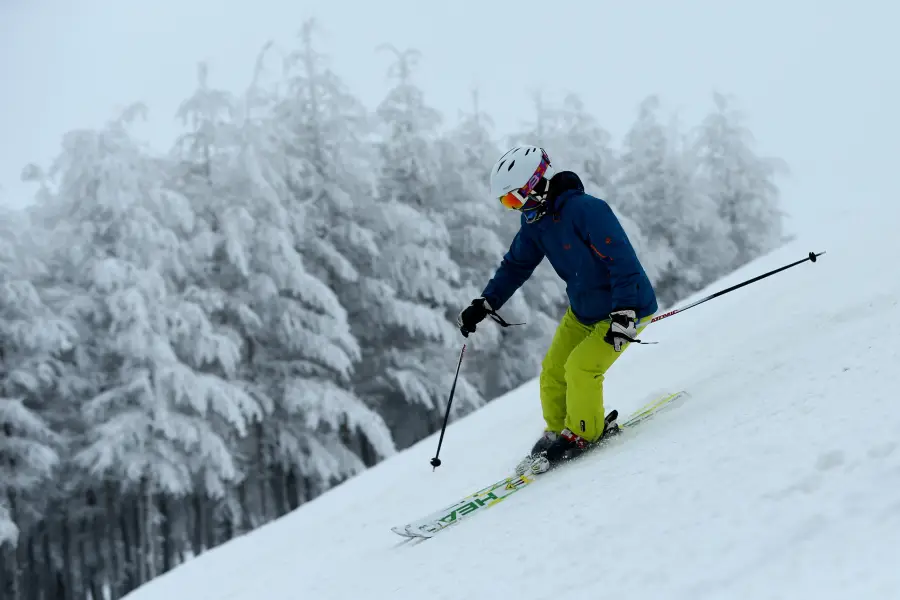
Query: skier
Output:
[[457, 146, 658, 473]]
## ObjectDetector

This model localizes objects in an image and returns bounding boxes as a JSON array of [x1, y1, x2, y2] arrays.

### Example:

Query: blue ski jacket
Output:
[[482, 171, 658, 325]]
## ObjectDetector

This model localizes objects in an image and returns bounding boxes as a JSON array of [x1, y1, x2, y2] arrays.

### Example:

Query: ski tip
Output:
[[391, 526, 412, 537], [391, 523, 436, 540]]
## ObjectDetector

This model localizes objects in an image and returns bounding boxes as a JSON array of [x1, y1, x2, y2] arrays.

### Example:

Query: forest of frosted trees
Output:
[[1, 21, 786, 600]]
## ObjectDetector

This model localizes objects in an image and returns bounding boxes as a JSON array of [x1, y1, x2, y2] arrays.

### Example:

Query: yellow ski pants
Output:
[[539, 307, 650, 442]]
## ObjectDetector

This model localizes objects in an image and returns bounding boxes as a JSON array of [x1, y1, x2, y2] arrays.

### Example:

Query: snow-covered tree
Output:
[[615, 97, 702, 305], [694, 93, 786, 268], [438, 92, 505, 325], [277, 20, 374, 288], [0, 196, 91, 598], [514, 93, 617, 200], [276, 23, 406, 470], [436, 93, 506, 390], [0, 290, 66, 543], [174, 58, 394, 513], [359, 47, 481, 447], [25, 106, 262, 589], [0, 207, 69, 553], [557, 94, 617, 198]]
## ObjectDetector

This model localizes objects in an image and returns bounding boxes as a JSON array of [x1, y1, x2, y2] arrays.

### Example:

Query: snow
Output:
[[125, 199, 900, 598]]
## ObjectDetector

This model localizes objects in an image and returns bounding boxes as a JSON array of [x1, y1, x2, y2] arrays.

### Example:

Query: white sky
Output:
[[2, 0, 898, 235]]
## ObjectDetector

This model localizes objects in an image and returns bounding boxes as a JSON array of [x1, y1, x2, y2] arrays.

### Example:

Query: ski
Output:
[[392, 471, 538, 539], [392, 390, 690, 539], [620, 389, 689, 427]]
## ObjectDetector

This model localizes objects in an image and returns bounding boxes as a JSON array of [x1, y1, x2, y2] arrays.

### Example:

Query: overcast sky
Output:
[[2, 0, 897, 236]]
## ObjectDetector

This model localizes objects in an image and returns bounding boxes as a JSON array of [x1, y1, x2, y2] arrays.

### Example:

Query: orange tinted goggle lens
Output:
[[499, 191, 525, 210]]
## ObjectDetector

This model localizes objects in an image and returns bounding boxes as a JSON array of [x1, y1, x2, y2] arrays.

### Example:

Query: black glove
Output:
[[457, 298, 492, 337], [604, 309, 637, 352]]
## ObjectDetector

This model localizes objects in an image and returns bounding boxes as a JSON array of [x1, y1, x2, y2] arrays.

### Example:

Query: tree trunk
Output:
[[55, 570, 66, 600], [132, 493, 144, 587], [90, 515, 106, 600], [119, 494, 136, 595], [237, 481, 250, 535], [134, 481, 149, 586], [359, 432, 377, 468], [130, 494, 143, 592], [145, 483, 156, 582], [42, 521, 60, 600], [1, 543, 16, 600], [222, 504, 235, 543], [159, 494, 173, 574], [272, 465, 288, 518], [105, 482, 122, 600], [203, 496, 214, 554], [305, 475, 320, 503], [15, 531, 25, 600], [191, 493, 204, 557], [211, 500, 225, 548], [3, 490, 20, 600], [255, 422, 271, 523], [286, 469, 300, 510], [78, 514, 91, 600], [61, 513, 75, 600], [26, 529, 40, 600]]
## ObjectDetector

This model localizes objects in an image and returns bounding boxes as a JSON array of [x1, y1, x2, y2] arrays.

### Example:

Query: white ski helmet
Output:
[[490, 145, 554, 222]]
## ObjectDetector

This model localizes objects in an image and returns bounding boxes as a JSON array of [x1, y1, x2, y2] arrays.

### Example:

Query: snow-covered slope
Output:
[[126, 203, 900, 600]]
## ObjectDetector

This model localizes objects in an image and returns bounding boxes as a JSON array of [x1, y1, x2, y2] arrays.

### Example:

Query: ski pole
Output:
[[430, 344, 466, 470], [648, 251, 826, 326]]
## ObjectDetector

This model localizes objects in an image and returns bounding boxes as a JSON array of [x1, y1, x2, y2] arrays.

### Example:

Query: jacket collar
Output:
[[547, 171, 585, 213]]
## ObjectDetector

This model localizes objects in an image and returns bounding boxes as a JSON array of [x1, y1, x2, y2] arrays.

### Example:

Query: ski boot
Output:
[[529, 410, 620, 475], [514, 431, 559, 476]]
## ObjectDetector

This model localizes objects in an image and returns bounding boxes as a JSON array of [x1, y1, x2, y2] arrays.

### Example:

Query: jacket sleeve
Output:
[[481, 226, 545, 310], [576, 198, 645, 311]]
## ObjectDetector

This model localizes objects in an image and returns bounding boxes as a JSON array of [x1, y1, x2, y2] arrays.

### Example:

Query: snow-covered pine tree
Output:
[[173, 57, 393, 520], [694, 93, 787, 269], [615, 96, 703, 306], [31, 104, 261, 590], [277, 19, 373, 289], [0, 205, 72, 599], [536, 93, 618, 200], [276, 21, 397, 471], [166, 62, 263, 545], [361, 47, 480, 448], [664, 113, 738, 296], [16, 171, 125, 598], [435, 92, 506, 393], [438, 91, 504, 298]]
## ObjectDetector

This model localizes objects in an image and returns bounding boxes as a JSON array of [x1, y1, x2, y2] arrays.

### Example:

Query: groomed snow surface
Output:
[[127, 205, 900, 600]]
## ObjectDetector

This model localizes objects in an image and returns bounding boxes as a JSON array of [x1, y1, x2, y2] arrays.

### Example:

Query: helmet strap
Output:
[[521, 178, 553, 224], [535, 177, 551, 201]]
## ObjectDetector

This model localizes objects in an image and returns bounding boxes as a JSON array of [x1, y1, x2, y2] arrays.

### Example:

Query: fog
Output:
[[3, 0, 897, 236]]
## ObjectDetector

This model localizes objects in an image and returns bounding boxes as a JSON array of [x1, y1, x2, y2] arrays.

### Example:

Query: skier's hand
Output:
[[604, 309, 637, 352], [457, 298, 492, 337]]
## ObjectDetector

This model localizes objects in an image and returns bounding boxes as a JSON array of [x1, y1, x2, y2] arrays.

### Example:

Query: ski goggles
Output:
[[499, 189, 538, 211], [500, 190, 545, 223]]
